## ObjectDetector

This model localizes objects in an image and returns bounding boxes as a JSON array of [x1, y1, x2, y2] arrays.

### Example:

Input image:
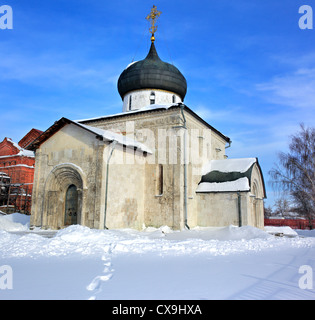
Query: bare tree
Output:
[[273, 196, 292, 217], [269, 124, 315, 228], [264, 204, 273, 218]]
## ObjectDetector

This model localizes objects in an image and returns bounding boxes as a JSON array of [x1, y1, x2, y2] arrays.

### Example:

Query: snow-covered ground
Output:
[[0, 213, 315, 300]]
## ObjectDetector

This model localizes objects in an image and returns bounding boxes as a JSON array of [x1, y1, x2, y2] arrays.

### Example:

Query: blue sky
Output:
[[1, 0, 315, 208]]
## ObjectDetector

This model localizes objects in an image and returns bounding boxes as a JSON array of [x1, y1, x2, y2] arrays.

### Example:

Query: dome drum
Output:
[[118, 43, 187, 107], [122, 89, 181, 112]]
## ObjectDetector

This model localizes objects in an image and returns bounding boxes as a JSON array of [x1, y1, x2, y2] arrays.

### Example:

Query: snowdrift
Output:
[[0, 212, 30, 231], [0, 213, 311, 260]]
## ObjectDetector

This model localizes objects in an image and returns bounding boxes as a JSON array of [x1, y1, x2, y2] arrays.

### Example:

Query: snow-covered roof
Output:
[[201, 158, 257, 176], [26, 117, 152, 155], [76, 122, 152, 154], [0, 138, 35, 158], [75, 103, 178, 123], [75, 103, 231, 144], [196, 158, 258, 193]]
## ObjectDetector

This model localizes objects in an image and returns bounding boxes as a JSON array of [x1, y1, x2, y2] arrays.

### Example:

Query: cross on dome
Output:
[[145, 5, 162, 43]]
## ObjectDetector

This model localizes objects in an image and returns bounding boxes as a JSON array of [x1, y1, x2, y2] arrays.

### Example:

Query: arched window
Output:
[[150, 91, 155, 105]]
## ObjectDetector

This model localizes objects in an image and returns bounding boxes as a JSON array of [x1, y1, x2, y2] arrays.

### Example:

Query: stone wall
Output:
[[31, 124, 105, 229], [83, 106, 228, 230]]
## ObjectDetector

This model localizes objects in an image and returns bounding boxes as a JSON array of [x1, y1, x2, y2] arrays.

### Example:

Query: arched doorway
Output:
[[64, 184, 78, 225], [42, 164, 85, 229]]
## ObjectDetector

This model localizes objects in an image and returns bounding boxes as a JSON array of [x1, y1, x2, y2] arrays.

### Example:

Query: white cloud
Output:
[[256, 64, 315, 109]]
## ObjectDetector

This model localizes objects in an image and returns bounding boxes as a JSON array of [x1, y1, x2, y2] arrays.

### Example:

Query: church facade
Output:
[[28, 31, 266, 230]]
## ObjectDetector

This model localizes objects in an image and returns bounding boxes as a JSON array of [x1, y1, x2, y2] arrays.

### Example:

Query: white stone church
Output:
[[27, 16, 266, 230]]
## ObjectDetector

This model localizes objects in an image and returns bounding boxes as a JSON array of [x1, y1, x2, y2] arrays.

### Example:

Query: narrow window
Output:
[[129, 95, 132, 110], [156, 164, 163, 195], [172, 95, 176, 103], [150, 91, 155, 105]]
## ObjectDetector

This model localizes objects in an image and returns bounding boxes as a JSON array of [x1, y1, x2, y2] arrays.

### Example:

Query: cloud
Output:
[[256, 60, 315, 109]]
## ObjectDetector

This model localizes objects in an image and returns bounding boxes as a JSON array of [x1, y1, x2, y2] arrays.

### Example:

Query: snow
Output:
[[75, 103, 178, 123], [0, 172, 10, 177], [75, 122, 152, 154], [196, 177, 250, 192], [5, 138, 35, 158], [0, 164, 34, 169], [0, 212, 30, 231], [125, 61, 138, 69], [201, 158, 256, 176], [0, 213, 315, 300], [264, 226, 298, 237]]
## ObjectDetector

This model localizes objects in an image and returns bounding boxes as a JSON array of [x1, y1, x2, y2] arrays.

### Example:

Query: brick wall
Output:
[[264, 218, 315, 230]]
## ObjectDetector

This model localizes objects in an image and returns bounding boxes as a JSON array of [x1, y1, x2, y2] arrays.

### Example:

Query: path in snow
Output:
[[86, 244, 115, 300]]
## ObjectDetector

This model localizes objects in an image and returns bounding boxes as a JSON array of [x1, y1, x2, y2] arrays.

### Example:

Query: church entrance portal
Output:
[[43, 164, 85, 229], [64, 184, 78, 225]]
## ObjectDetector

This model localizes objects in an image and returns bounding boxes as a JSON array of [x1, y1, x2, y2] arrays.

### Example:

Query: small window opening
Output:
[[150, 91, 155, 105], [129, 95, 132, 110]]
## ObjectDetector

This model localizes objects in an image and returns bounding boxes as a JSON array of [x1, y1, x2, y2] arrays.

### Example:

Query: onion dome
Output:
[[117, 42, 187, 101]]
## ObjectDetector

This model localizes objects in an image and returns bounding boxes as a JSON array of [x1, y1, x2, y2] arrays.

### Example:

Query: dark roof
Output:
[[200, 165, 254, 185], [117, 42, 187, 101]]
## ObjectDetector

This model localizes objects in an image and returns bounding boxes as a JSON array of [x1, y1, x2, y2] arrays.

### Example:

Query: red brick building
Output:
[[0, 129, 42, 213]]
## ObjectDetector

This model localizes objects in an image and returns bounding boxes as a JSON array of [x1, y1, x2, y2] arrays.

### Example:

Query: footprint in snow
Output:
[[86, 245, 115, 300]]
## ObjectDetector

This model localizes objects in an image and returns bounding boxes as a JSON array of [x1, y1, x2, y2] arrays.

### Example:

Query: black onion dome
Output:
[[117, 42, 187, 101]]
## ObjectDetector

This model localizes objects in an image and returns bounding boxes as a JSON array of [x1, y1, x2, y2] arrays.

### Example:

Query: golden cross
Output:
[[146, 5, 162, 42]]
